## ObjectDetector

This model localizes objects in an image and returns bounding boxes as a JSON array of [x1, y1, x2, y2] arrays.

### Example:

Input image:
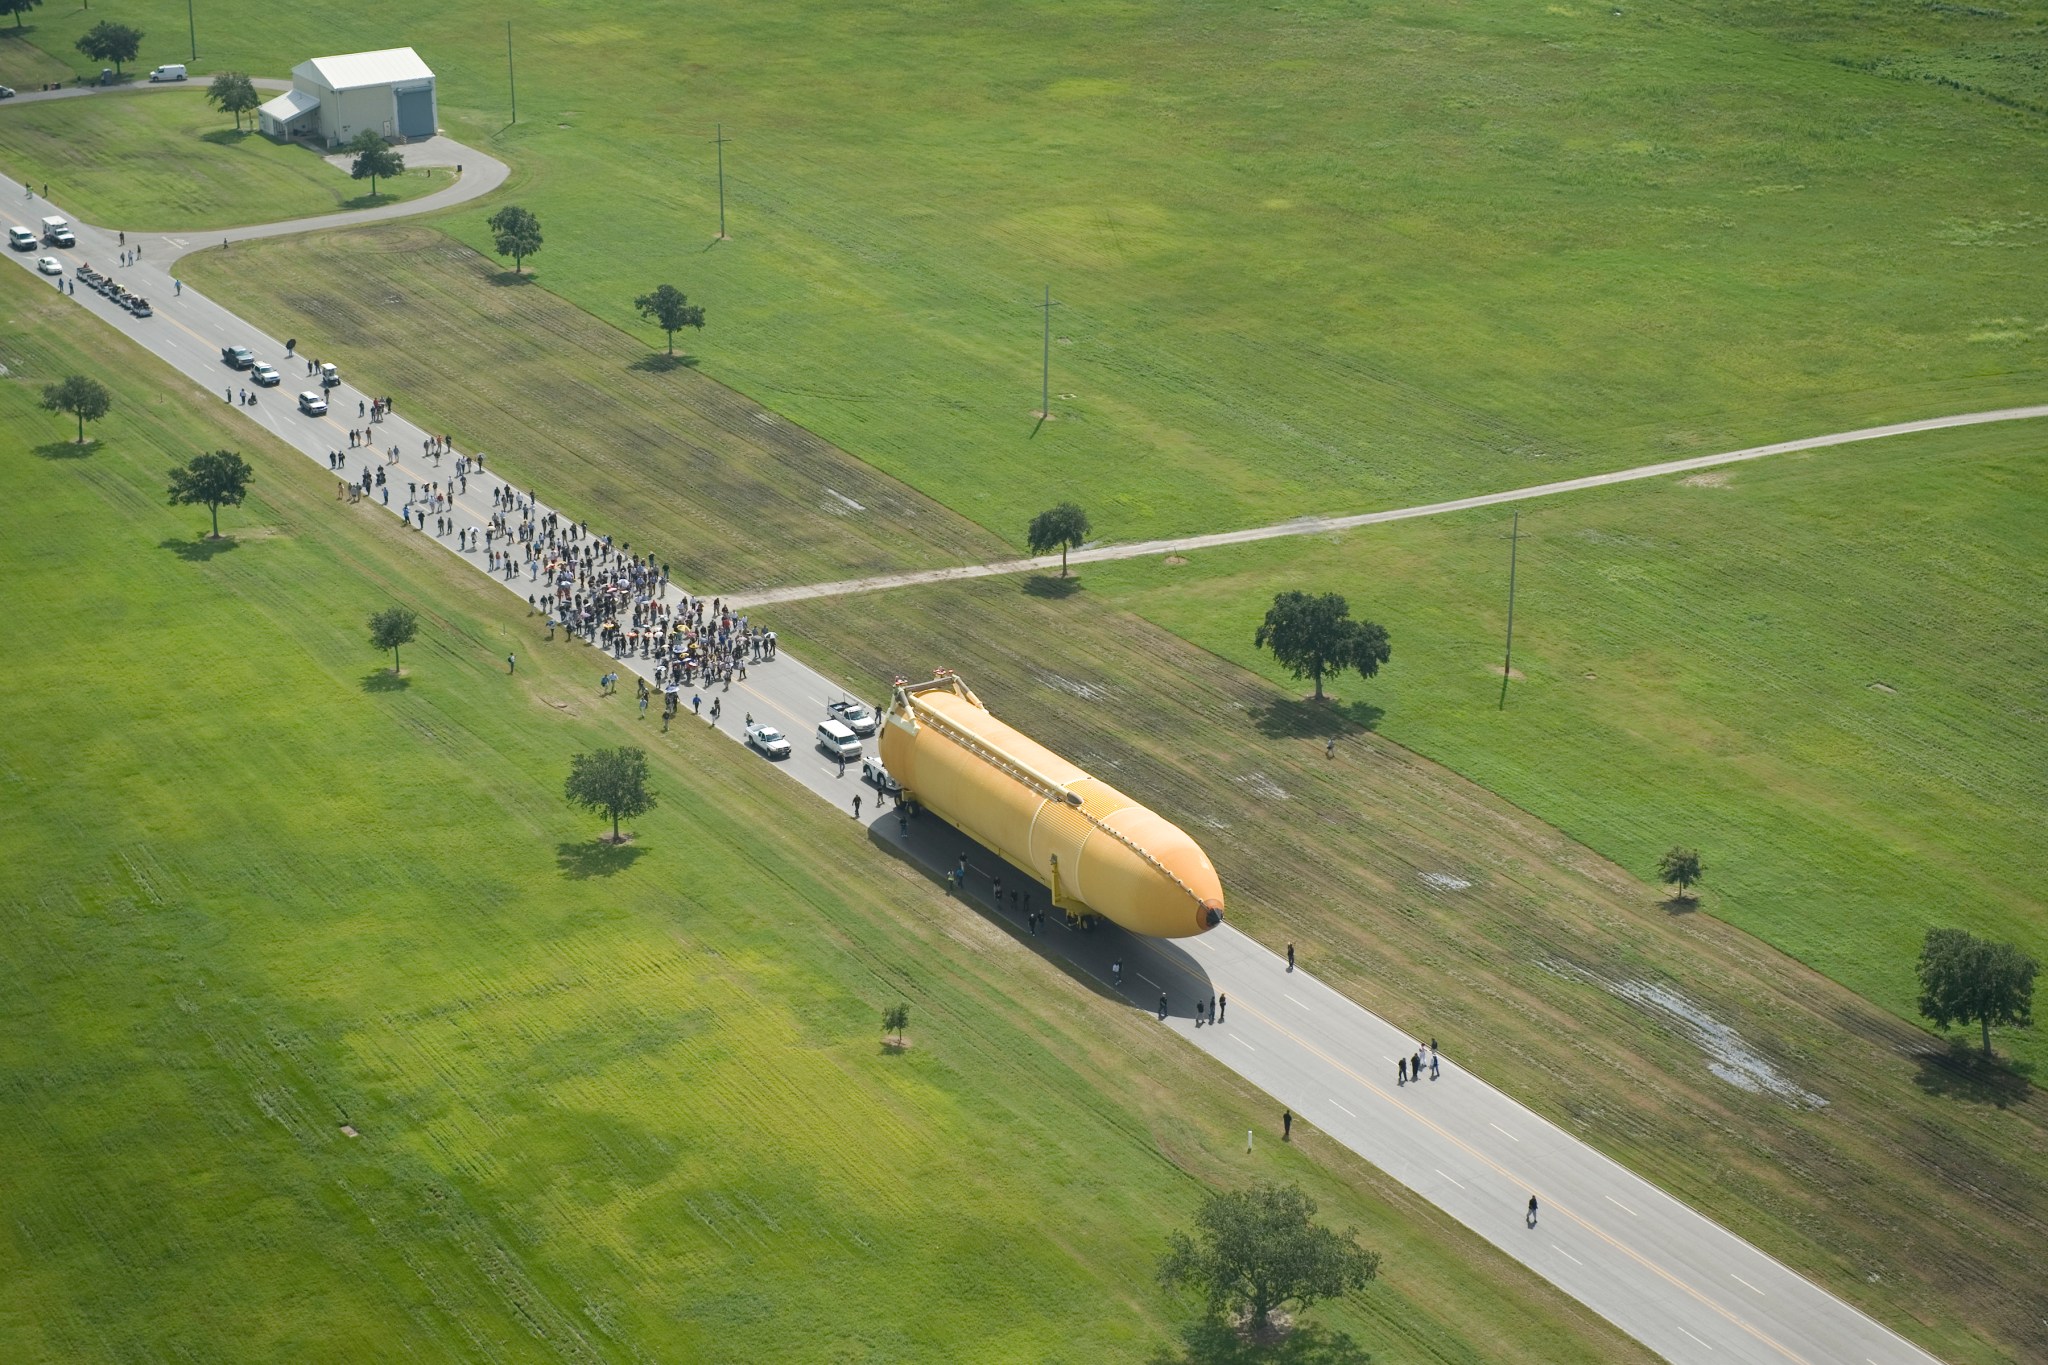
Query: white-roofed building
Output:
[[259, 47, 437, 147]]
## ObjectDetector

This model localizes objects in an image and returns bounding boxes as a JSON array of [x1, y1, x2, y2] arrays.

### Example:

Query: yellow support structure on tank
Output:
[[879, 671, 1225, 939]]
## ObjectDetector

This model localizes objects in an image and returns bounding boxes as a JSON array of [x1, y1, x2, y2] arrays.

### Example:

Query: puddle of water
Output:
[[1234, 772, 1290, 802], [1034, 670, 1114, 702], [1542, 960, 1826, 1109]]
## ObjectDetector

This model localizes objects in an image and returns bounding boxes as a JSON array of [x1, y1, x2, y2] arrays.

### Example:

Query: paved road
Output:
[[726, 404, 2048, 608], [0, 177, 1945, 1363]]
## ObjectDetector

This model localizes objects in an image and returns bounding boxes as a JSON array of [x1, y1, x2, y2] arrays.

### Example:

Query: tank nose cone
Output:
[[1203, 902, 1224, 929]]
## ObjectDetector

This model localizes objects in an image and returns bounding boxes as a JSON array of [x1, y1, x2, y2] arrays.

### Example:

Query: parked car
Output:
[[297, 390, 329, 416], [249, 363, 281, 387], [319, 361, 341, 388], [816, 719, 862, 762], [0, 87, 16, 100], [221, 345, 255, 369], [745, 721, 792, 760], [7, 226, 34, 251], [36, 256, 62, 276], [861, 756, 900, 793], [826, 699, 878, 737]]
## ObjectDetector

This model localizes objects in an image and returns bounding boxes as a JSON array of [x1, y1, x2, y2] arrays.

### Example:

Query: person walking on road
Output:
[[1413, 1048, 1425, 1081], [1282, 1109, 1293, 1142], [1398, 1057, 1407, 1085], [1217, 993, 1226, 1022], [1287, 943, 1295, 971], [852, 794, 862, 819], [1157, 993, 1169, 1021], [1111, 958, 1122, 988], [1527, 1195, 1539, 1228]]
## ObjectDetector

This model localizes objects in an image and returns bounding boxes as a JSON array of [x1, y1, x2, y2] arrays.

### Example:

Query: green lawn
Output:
[[0, 89, 450, 230], [12, 0, 2048, 542], [1079, 422, 2048, 1070], [0, 272, 1648, 1362]]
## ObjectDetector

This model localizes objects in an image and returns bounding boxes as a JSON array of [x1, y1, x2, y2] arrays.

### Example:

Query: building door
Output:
[[396, 87, 434, 138]]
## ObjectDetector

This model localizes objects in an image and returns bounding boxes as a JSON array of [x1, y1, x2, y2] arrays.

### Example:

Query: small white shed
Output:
[[260, 47, 437, 147]]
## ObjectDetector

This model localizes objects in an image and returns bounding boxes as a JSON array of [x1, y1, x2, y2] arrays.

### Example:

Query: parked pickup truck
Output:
[[221, 345, 255, 369]]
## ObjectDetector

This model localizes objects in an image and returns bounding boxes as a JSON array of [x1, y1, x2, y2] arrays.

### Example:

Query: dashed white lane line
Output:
[[1678, 1326, 1712, 1349], [1231, 1035, 1257, 1051], [1331, 1101, 1355, 1117], [1606, 1195, 1639, 1217], [1135, 973, 1160, 992], [1552, 1244, 1582, 1265], [1434, 1168, 1464, 1189], [1489, 1122, 1520, 1142], [1731, 1274, 1763, 1296], [1283, 993, 1310, 1009]]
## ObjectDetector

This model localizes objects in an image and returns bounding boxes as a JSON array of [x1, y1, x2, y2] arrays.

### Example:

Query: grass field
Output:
[[0, 273, 1653, 1361], [182, 224, 1008, 593], [1077, 422, 2048, 1070], [0, 89, 449, 230], [13, 0, 2048, 543], [765, 566, 2048, 1365]]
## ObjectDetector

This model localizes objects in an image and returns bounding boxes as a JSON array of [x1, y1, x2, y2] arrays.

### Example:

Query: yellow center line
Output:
[[1231, 994, 1814, 1364]]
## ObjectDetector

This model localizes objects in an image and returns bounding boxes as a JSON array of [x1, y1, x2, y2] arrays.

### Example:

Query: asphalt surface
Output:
[[0, 156, 1947, 1364], [727, 403, 2048, 608]]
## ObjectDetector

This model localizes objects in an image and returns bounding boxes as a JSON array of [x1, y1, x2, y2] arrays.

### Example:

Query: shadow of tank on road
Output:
[[865, 806, 1215, 1019]]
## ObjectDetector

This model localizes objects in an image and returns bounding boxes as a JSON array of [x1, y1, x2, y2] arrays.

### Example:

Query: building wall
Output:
[[324, 85, 398, 146]]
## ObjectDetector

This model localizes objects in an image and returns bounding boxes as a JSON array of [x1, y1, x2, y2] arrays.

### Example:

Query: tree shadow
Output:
[[555, 839, 647, 880], [1660, 894, 1699, 915], [159, 535, 240, 562], [1251, 694, 1382, 740], [1911, 1040, 2036, 1110], [1023, 574, 1081, 600], [629, 352, 699, 374], [35, 439, 96, 460], [486, 269, 537, 287], [200, 128, 255, 146], [1148, 1319, 1372, 1365], [360, 669, 410, 693], [339, 191, 403, 211]]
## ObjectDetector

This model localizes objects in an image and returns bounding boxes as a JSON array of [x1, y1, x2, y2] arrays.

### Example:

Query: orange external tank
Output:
[[879, 672, 1224, 938]]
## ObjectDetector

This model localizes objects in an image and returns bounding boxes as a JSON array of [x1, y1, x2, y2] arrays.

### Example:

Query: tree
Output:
[[166, 449, 253, 539], [882, 1002, 910, 1045], [487, 204, 543, 274], [40, 374, 112, 444], [1027, 501, 1092, 577], [1252, 591, 1391, 703], [207, 72, 260, 131], [345, 129, 405, 197], [1657, 846, 1704, 901], [1159, 1183, 1380, 1336], [367, 606, 419, 675], [1917, 927, 2037, 1057], [1, 0, 43, 33], [633, 284, 705, 355], [75, 20, 143, 73], [564, 746, 657, 843]]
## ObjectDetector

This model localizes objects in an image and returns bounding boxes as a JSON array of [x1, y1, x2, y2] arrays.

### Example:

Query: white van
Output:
[[40, 216, 73, 248], [817, 720, 862, 762], [7, 226, 34, 251], [148, 65, 187, 82]]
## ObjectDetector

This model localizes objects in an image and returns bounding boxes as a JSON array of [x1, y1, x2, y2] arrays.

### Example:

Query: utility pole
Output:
[[1038, 284, 1058, 419], [711, 123, 731, 239], [506, 21, 517, 125], [186, 0, 196, 62], [1498, 508, 1520, 711]]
